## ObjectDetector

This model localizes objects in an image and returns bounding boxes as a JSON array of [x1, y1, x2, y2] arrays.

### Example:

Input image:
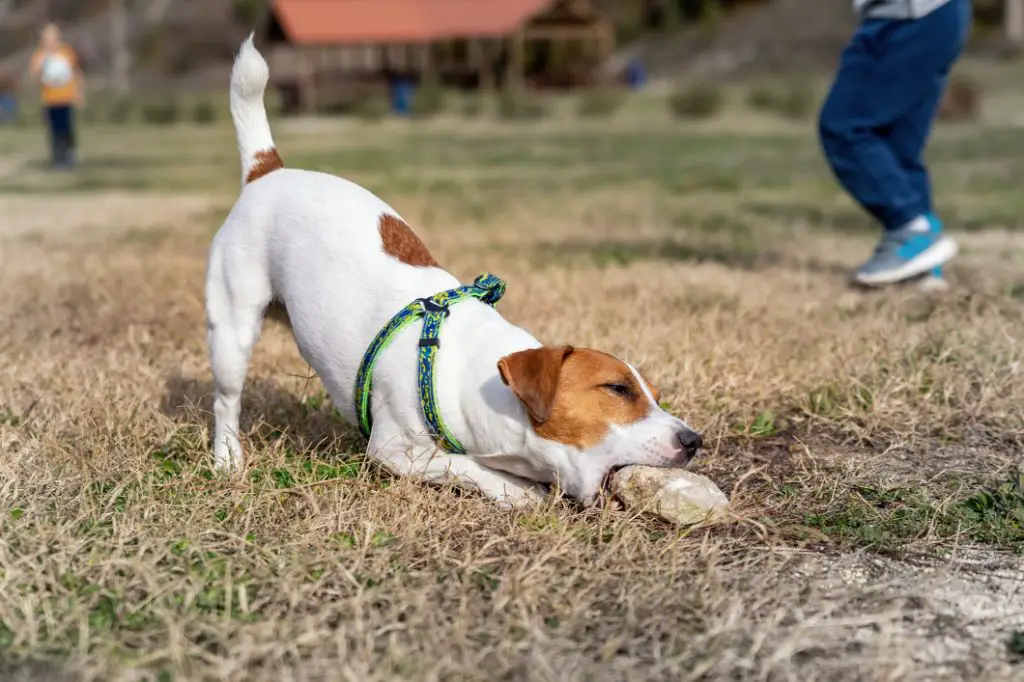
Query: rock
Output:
[[916, 273, 950, 293], [609, 466, 729, 526]]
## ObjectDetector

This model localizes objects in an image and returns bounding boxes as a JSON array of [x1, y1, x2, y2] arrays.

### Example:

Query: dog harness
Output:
[[354, 273, 506, 454]]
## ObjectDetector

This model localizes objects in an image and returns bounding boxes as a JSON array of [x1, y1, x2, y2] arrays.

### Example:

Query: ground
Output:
[[1, 81, 1023, 681]]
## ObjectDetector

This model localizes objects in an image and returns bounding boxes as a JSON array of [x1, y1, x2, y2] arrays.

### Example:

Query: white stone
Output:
[[917, 273, 951, 293], [609, 466, 729, 526]]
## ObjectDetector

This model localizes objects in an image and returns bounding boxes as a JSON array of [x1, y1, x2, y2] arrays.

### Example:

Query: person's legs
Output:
[[820, 24, 921, 230], [64, 105, 77, 167], [884, 74, 951, 281], [46, 105, 71, 168], [887, 1, 971, 211], [818, 0, 971, 284], [885, 81, 946, 219], [43, 105, 60, 167]]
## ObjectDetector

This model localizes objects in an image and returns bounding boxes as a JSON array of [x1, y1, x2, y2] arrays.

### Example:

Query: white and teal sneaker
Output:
[[853, 214, 957, 287]]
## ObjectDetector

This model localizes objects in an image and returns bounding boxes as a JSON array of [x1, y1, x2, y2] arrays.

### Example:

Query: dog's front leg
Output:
[[368, 432, 547, 510]]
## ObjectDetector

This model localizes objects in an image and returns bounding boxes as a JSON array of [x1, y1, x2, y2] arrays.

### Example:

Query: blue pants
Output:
[[44, 104, 76, 166], [818, 0, 971, 231]]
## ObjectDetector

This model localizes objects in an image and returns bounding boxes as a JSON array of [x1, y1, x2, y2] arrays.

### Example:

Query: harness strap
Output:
[[354, 273, 506, 454]]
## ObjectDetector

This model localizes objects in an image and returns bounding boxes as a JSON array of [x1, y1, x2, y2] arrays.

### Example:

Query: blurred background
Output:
[[0, 0, 1019, 126]]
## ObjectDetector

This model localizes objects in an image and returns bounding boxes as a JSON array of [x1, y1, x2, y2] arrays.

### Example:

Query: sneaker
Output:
[[853, 214, 958, 286]]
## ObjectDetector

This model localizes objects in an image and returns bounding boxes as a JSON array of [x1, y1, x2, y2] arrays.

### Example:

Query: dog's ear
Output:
[[497, 345, 574, 424]]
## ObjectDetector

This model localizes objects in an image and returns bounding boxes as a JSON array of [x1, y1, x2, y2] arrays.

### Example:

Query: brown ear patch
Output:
[[378, 214, 440, 267], [501, 347, 656, 451], [497, 345, 574, 423], [246, 148, 284, 184]]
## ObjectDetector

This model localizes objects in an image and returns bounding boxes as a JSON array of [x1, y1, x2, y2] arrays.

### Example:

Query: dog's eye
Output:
[[602, 383, 632, 397]]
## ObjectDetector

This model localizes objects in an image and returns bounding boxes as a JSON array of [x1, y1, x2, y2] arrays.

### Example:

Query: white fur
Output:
[[230, 34, 275, 187], [205, 38, 699, 507]]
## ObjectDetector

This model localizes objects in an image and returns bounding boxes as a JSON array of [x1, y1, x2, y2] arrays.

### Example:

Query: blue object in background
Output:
[[0, 93, 16, 124], [625, 59, 647, 90], [391, 79, 415, 115]]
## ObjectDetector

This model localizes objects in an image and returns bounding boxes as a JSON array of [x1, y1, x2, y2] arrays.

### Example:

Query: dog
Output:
[[204, 36, 703, 508]]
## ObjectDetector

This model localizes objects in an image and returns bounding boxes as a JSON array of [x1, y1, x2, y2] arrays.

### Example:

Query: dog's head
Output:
[[497, 345, 702, 505]]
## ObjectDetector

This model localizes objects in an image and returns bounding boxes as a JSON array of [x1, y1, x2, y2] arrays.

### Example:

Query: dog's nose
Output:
[[676, 429, 703, 456]]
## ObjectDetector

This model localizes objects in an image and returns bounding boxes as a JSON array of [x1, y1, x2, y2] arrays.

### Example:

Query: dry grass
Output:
[[1, 101, 1024, 681]]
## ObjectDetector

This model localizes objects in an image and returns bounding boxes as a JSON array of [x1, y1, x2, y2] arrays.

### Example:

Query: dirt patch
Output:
[[793, 548, 1024, 679]]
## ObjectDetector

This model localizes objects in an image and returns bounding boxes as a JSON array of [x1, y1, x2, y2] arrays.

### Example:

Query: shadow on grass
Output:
[[161, 373, 366, 461]]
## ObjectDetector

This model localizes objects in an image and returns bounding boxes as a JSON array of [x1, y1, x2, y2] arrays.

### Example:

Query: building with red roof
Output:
[[260, 0, 615, 112]]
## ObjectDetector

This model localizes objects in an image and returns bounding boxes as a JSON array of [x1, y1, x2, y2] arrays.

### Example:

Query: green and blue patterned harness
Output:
[[354, 273, 506, 454]]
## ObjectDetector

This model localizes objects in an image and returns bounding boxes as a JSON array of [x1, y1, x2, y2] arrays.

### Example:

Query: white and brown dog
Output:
[[205, 37, 703, 508]]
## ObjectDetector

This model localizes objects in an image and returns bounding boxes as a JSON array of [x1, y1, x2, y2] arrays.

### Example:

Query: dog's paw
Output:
[[212, 441, 244, 473], [494, 484, 547, 510]]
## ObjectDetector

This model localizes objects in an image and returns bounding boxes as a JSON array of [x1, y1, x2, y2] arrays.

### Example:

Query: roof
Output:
[[270, 0, 559, 45]]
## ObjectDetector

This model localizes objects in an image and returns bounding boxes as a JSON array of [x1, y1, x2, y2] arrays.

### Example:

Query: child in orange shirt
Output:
[[29, 23, 84, 169]]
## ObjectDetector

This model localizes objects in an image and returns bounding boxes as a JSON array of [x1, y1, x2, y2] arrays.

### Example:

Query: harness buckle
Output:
[[416, 296, 451, 318]]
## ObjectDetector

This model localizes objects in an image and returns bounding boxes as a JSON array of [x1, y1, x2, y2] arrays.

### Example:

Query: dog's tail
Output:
[[230, 33, 282, 188]]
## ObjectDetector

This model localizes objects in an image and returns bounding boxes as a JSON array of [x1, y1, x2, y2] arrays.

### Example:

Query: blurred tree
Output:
[[109, 0, 173, 93], [233, 0, 267, 25], [1008, 0, 1024, 49], [110, 0, 127, 92]]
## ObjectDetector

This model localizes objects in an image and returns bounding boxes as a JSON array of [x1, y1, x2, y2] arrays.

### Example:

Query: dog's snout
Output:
[[676, 429, 703, 455]]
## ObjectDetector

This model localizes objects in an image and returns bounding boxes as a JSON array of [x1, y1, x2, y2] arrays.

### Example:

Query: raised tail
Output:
[[230, 33, 283, 187]]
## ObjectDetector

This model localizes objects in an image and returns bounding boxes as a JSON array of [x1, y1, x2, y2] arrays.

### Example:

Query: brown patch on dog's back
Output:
[[498, 346, 655, 450], [246, 148, 284, 184], [378, 214, 439, 267]]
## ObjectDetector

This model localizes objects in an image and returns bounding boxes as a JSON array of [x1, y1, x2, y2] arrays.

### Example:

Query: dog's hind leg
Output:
[[205, 248, 272, 471]]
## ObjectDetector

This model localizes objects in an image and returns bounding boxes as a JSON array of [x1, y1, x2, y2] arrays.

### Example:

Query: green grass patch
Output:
[[799, 472, 1024, 553], [576, 87, 627, 119], [669, 84, 724, 120], [746, 82, 817, 120], [1008, 630, 1024, 659], [744, 410, 780, 437], [497, 88, 552, 121]]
